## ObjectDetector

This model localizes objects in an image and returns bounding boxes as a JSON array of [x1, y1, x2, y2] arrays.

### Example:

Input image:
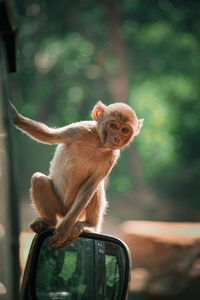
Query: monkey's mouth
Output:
[[105, 139, 122, 149]]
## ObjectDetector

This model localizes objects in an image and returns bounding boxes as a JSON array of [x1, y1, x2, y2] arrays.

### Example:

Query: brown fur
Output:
[[11, 101, 143, 247]]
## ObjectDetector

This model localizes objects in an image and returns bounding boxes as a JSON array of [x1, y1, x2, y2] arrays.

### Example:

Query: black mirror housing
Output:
[[21, 229, 131, 300]]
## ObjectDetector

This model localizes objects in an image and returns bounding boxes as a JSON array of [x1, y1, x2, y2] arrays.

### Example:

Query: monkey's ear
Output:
[[92, 101, 106, 121], [134, 118, 144, 136]]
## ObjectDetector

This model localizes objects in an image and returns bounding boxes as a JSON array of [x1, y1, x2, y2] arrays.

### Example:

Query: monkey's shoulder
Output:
[[64, 121, 96, 136], [67, 120, 96, 129], [63, 121, 100, 145]]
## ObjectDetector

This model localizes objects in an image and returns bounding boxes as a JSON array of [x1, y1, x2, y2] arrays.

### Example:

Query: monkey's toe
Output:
[[29, 217, 50, 233]]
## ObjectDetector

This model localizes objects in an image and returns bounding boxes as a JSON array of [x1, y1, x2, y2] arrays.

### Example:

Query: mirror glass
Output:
[[35, 235, 127, 300]]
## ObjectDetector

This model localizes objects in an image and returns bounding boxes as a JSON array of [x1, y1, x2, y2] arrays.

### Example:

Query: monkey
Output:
[[11, 101, 143, 248]]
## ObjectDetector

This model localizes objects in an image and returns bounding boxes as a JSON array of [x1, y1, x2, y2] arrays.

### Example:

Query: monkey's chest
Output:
[[49, 144, 112, 197]]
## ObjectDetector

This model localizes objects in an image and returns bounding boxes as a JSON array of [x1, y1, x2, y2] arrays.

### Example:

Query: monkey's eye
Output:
[[122, 127, 129, 133], [110, 123, 118, 129]]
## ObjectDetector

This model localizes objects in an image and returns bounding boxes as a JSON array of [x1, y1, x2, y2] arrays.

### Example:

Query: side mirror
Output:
[[21, 229, 131, 300]]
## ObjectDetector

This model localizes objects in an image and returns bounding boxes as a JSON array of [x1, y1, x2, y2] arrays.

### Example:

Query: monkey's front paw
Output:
[[70, 221, 84, 237], [56, 222, 85, 249], [50, 221, 83, 249], [10, 102, 20, 125], [50, 222, 72, 248], [29, 217, 50, 233]]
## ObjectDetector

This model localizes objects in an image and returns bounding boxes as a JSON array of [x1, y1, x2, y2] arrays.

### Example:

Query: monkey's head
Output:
[[92, 101, 143, 150]]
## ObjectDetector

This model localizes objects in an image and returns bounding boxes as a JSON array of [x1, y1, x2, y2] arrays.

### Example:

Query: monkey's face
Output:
[[103, 120, 133, 149], [93, 101, 143, 149]]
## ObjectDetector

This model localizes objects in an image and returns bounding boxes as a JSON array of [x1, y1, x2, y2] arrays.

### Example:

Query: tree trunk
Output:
[[98, 0, 128, 101], [99, 0, 145, 190]]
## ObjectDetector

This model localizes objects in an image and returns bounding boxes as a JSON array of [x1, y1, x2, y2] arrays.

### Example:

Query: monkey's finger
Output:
[[9, 101, 21, 124], [50, 240, 62, 248], [9, 101, 16, 110], [50, 238, 64, 247], [56, 229, 81, 249], [56, 238, 74, 249], [49, 235, 66, 247], [9, 101, 18, 116], [49, 232, 70, 247]]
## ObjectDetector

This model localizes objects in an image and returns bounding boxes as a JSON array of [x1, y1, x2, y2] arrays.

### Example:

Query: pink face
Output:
[[104, 120, 133, 149]]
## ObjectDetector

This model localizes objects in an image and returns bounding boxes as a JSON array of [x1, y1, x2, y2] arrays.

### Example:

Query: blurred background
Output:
[[3, 0, 200, 298], [11, 0, 200, 226]]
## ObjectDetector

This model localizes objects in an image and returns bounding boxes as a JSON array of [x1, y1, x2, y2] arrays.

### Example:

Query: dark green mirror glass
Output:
[[35, 235, 128, 300]]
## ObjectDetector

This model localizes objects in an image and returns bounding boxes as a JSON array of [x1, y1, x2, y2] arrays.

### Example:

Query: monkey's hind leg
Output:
[[30, 172, 65, 233]]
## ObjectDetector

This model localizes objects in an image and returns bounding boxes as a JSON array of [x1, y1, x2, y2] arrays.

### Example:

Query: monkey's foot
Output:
[[29, 217, 50, 233]]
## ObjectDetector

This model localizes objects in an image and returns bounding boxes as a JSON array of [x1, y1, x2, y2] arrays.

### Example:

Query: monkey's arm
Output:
[[50, 174, 107, 247], [10, 103, 80, 144]]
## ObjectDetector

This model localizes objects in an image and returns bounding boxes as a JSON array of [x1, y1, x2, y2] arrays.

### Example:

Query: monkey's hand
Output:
[[9, 101, 21, 125], [50, 221, 84, 248], [50, 220, 73, 248]]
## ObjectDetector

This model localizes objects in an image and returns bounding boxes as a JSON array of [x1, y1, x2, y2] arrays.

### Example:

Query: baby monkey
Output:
[[11, 101, 143, 248]]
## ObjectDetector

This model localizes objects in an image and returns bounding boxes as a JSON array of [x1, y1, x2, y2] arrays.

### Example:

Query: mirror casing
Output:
[[21, 229, 131, 300]]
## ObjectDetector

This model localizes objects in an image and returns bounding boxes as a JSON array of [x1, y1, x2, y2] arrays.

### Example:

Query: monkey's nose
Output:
[[114, 136, 120, 143]]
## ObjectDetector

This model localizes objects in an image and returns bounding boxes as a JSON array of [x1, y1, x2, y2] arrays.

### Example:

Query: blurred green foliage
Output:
[[10, 0, 200, 219]]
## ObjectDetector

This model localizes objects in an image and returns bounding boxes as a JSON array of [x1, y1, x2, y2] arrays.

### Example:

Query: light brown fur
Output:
[[11, 101, 143, 247]]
